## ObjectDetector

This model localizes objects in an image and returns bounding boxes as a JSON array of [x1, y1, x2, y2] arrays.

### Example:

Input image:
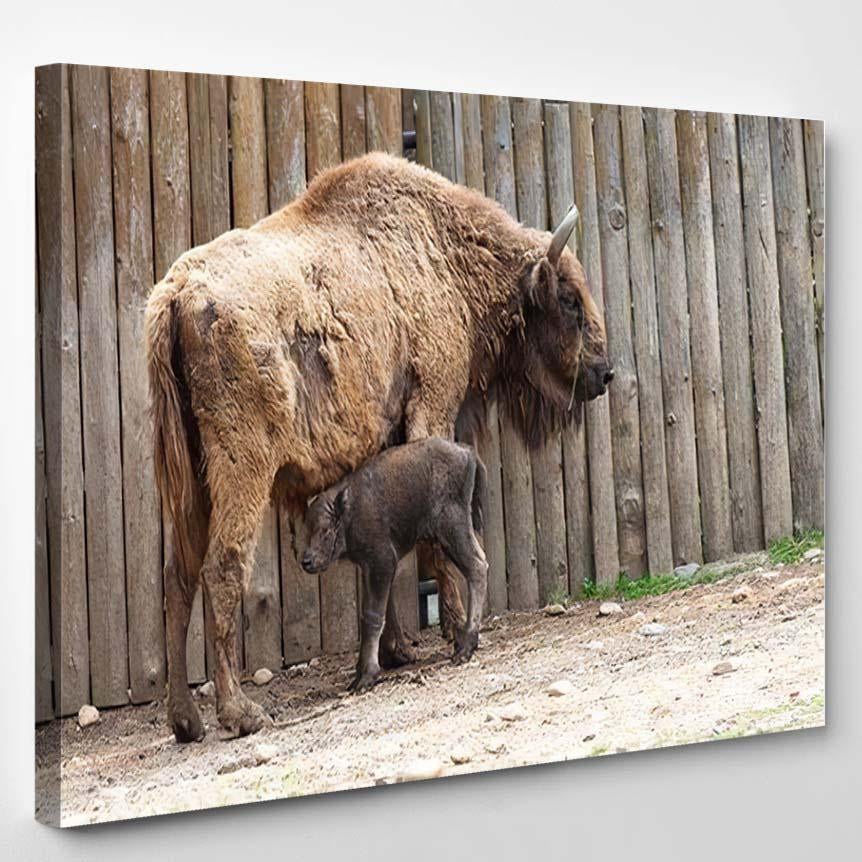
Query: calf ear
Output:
[[333, 488, 349, 519], [526, 258, 558, 310]]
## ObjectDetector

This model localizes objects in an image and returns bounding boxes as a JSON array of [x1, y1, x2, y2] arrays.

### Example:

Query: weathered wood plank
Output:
[[414, 91, 432, 168], [620, 106, 674, 574], [571, 102, 620, 586], [35, 64, 90, 715], [150, 69, 207, 682], [430, 91, 456, 181], [305, 81, 360, 653], [676, 111, 733, 561], [769, 117, 824, 531], [452, 91, 466, 184], [340, 84, 366, 160], [265, 79, 307, 210], [706, 112, 763, 551], [482, 95, 539, 608], [280, 512, 322, 664], [365, 86, 401, 154], [593, 104, 647, 577], [803, 120, 825, 412], [402, 88, 416, 136], [643, 108, 703, 565], [513, 98, 569, 603], [461, 94, 484, 192], [70, 65, 129, 706], [738, 115, 794, 543], [109, 67, 165, 702], [229, 75, 284, 672], [545, 102, 593, 590]]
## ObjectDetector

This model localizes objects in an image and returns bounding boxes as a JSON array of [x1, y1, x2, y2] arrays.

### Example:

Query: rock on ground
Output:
[[499, 702, 528, 721], [197, 681, 215, 698], [396, 759, 444, 782], [547, 679, 575, 697], [674, 563, 700, 579], [599, 602, 622, 616], [77, 705, 100, 728], [732, 586, 751, 604], [543, 603, 566, 617], [450, 748, 472, 765], [638, 623, 668, 637], [253, 668, 274, 686]]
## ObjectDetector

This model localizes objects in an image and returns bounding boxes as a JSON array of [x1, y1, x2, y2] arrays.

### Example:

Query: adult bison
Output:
[[146, 153, 612, 742]]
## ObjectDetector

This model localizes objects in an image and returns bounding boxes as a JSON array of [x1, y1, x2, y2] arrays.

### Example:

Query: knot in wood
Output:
[[666, 411, 677, 426], [653, 218, 665, 232], [608, 204, 626, 230], [812, 218, 824, 238]]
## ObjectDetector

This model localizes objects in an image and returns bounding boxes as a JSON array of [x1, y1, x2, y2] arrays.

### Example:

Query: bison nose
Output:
[[603, 368, 615, 385], [301, 550, 314, 571]]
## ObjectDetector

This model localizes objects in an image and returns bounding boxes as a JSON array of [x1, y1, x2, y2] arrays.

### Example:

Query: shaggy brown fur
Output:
[[146, 152, 610, 741]]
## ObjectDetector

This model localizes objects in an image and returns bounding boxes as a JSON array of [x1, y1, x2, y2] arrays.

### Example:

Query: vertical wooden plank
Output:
[[401, 89, 416, 135], [280, 512, 322, 664], [481, 95, 539, 608], [570, 102, 620, 585], [70, 65, 129, 707], [414, 91, 432, 168], [35, 64, 90, 716], [769, 117, 824, 531], [677, 111, 733, 561], [738, 115, 794, 542], [620, 106, 674, 574], [461, 93, 506, 612], [430, 91, 457, 181], [452, 92, 466, 185], [109, 67, 166, 703], [593, 104, 648, 577], [545, 103, 593, 590], [305, 82, 360, 653], [513, 98, 569, 603], [643, 108, 703, 565], [706, 112, 763, 551], [803, 120, 825, 412], [340, 84, 366, 160], [365, 86, 401, 155], [265, 79, 307, 210], [228, 75, 284, 672], [150, 69, 206, 683]]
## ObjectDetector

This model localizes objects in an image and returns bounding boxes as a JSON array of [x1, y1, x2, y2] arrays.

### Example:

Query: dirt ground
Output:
[[36, 555, 825, 826]]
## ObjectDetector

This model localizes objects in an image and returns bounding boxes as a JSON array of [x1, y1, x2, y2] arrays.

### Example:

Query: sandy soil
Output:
[[36, 556, 825, 826]]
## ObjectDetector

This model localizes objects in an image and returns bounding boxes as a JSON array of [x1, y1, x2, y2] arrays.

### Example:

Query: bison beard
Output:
[[146, 152, 610, 742]]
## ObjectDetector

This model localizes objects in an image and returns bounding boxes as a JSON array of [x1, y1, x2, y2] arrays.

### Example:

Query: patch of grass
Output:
[[545, 585, 573, 607], [768, 530, 824, 565]]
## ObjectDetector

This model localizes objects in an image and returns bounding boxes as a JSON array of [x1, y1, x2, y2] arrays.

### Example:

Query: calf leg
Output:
[[350, 553, 397, 693], [415, 542, 467, 642]]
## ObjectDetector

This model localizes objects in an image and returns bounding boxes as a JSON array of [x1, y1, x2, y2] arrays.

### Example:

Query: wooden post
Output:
[[545, 103, 593, 590], [676, 111, 733, 561], [70, 65, 129, 706], [35, 64, 90, 716], [738, 115, 794, 543], [229, 76, 284, 672], [643, 108, 702, 565], [620, 106, 674, 575], [769, 118, 824, 531], [265, 79, 307, 209], [414, 91, 432, 168], [340, 85, 366, 159], [305, 82, 360, 653], [430, 92, 457, 181], [803, 120, 825, 413], [706, 112, 763, 551], [593, 104, 647, 577], [513, 98, 569, 603], [150, 69, 206, 682], [109, 68, 166, 703], [570, 102, 620, 586], [482, 95, 539, 608]]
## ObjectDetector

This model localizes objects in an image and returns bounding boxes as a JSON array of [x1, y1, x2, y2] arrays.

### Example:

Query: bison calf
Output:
[[301, 438, 489, 692]]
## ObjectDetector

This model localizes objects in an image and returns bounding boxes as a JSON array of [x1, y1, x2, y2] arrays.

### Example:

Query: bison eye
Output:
[[560, 293, 580, 316]]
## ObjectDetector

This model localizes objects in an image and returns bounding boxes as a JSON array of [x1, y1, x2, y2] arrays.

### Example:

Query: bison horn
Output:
[[547, 203, 579, 266]]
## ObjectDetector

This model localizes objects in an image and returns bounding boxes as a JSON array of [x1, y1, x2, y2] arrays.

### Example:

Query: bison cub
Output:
[[301, 438, 489, 692]]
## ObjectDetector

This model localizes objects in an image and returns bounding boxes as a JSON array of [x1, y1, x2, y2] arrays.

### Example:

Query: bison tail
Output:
[[471, 453, 487, 535], [146, 282, 199, 558]]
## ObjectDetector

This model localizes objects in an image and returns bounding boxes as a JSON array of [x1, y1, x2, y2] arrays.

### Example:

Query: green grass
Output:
[[545, 585, 573, 607], [768, 530, 824, 565], [582, 569, 727, 602]]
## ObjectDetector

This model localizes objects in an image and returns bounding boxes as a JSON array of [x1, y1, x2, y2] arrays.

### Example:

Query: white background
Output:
[[1, 1, 858, 858]]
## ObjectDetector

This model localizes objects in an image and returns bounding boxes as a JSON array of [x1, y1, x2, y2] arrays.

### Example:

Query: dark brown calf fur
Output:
[[302, 439, 489, 692]]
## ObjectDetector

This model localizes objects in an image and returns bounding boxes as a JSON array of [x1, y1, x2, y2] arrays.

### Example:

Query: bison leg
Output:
[[378, 588, 418, 669], [350, 554, 396, 693], [164, 490, 209, 743], [201, 482, 272, 739], [418, 543, 467, 641]]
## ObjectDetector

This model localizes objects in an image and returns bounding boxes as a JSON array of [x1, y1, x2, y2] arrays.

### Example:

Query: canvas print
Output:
[[34, 64, 826, 826]]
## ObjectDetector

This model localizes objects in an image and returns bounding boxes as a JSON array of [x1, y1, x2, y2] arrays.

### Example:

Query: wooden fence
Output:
[[34, 64, 825, 721]]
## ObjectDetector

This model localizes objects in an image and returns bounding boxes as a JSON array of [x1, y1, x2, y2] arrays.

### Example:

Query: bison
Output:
[[146, 152, 612, 742]]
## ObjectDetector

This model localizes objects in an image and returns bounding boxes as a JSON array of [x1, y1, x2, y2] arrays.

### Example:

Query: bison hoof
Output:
[[452, 629, 479, 665], [217, 694, 269, 738], [169, 698, 205, 744], [348, 669, 380, 694]]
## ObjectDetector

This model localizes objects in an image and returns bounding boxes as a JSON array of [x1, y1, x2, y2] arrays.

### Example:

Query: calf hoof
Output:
[[169, 697, 205, 743], [451, 628, 479, 666], [217, 694, 270, 738], [379, 640, 417, 669], [348, 668, 380, 694]]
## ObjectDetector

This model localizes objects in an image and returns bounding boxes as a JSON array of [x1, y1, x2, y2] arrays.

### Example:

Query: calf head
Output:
[[301, 488, 349, 574]]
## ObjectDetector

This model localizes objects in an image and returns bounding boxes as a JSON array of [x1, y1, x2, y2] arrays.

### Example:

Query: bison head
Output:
[[301, 487, 349, 574], [502, 205, 613, 448]]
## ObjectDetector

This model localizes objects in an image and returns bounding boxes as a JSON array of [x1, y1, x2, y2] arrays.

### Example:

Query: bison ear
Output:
[[333, 487, 349, 519], [526, 258, 558, 310]]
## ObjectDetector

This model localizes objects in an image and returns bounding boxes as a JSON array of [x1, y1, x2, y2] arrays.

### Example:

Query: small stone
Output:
[[582, 733, 596, 742], [674, 563, 700, 579], [598, 601, 622, 617], [584, 640, 605, 650], [712, 661, 736, 676], [450, 748, 472, 765], [253, 743, 278, 765], [77, 704, 100, 728], [197, 680, 215, 698], [638, 623, 667, 637], [252, 667, 274, 686], [732, 586, 751, 604], [544, 603, 566, 616], [629, 611, 646, 623], [547, 679, 575, 697], [803, 547, 823, 562], [484, 737, 507, 755], [396, 758, 445, 782], [499, 702, 528, 721]]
